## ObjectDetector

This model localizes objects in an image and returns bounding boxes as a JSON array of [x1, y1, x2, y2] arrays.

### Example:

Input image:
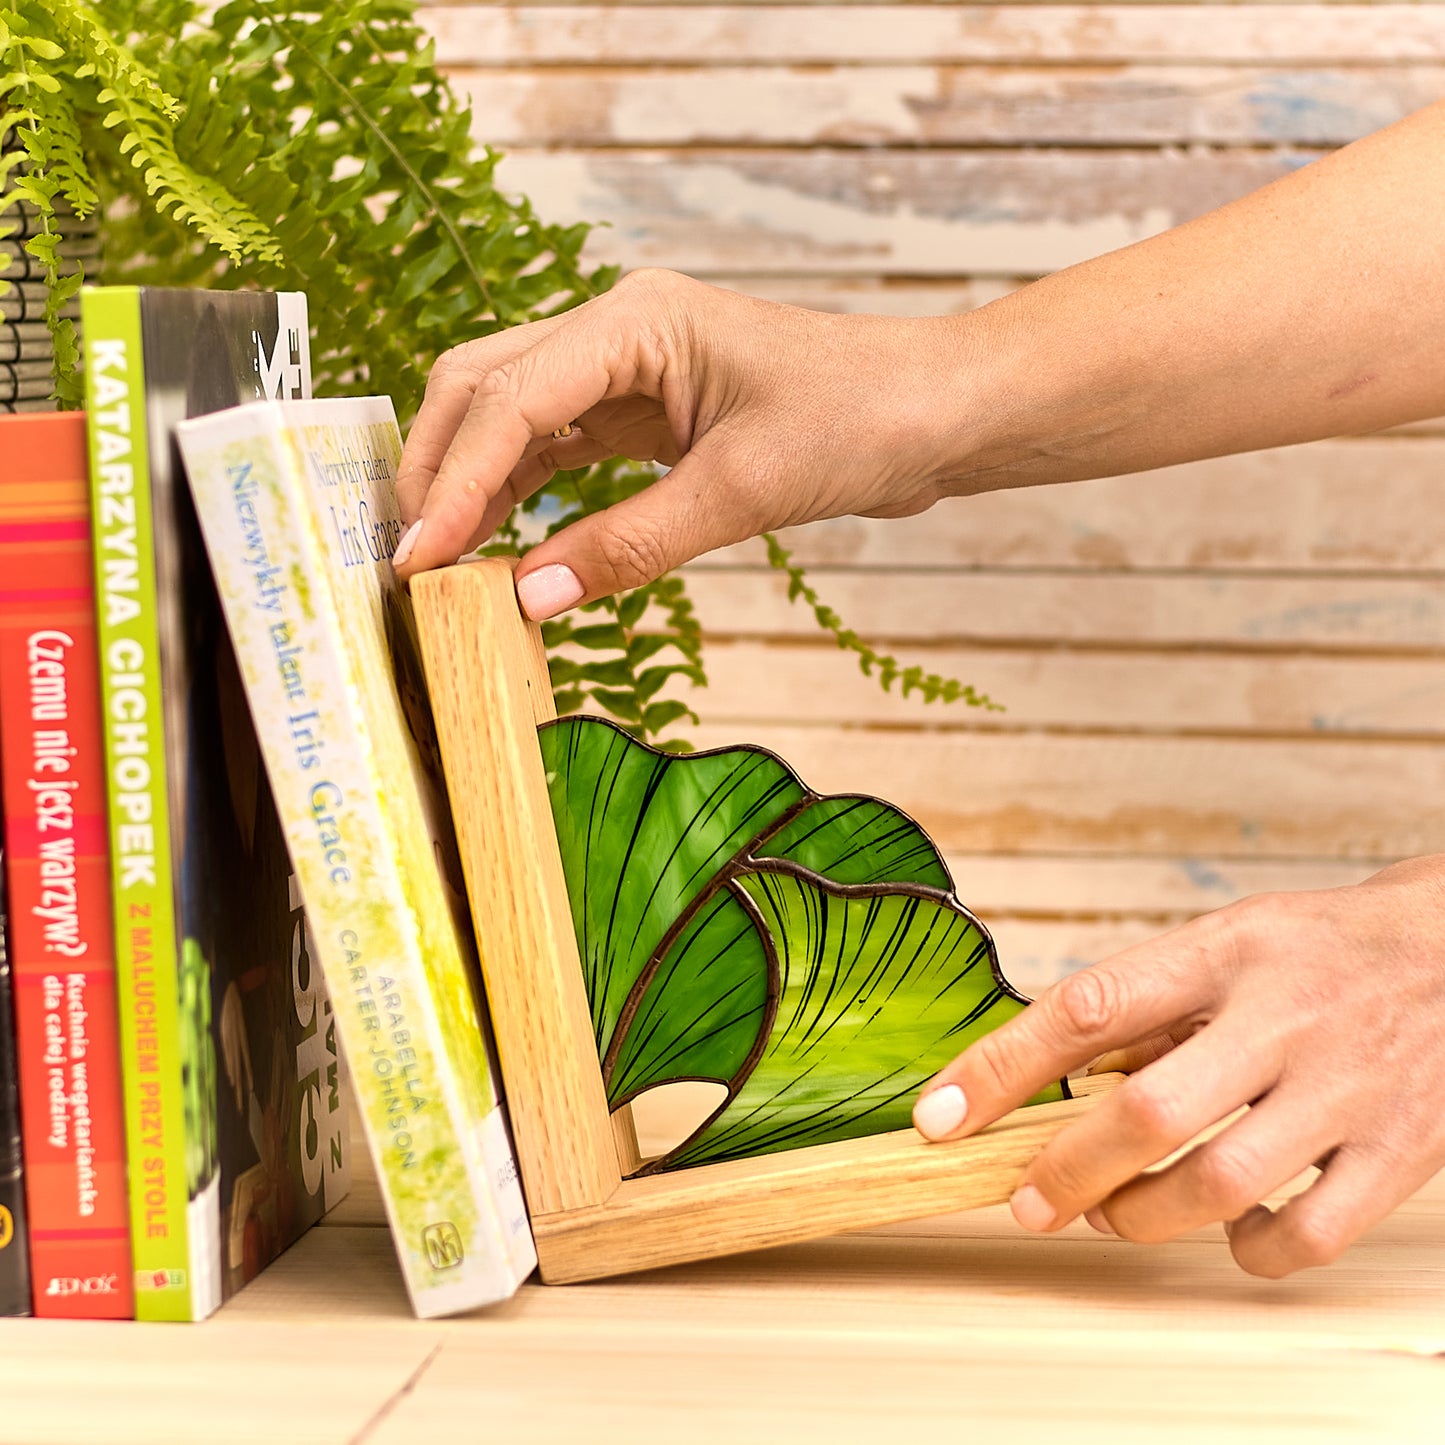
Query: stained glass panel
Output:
[[540, 716, 1066, 1172]]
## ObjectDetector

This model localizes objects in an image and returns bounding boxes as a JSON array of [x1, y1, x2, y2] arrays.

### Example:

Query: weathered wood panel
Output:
[[672, 639, 1445, 735], [993, 917, 1180, 991], [971, 853, 1382, 987], [700, 440, 1445, 572], [426, 1, 1438, 948], [687, 723, 1445, 859], [457, 65, 1445, 147], [493, 148, 1319, 274], [426, 3, 1445, 67], [944, 851, 1380, 916], [677, 569, 1445, 650]]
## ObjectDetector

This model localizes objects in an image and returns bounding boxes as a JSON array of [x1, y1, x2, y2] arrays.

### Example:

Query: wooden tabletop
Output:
[[3, 1144, 1444, 1444]]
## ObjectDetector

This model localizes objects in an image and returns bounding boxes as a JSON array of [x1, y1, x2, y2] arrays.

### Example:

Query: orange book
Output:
[[0, 412, 133, 1317]]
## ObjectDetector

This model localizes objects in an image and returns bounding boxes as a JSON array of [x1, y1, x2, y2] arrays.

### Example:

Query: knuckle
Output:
[[968, 1031, 1026, 1103], [615, 267, 687, 304], [1029, 1146, 1095, 1206], [426, 344, 463, 383], [598, 516, 672, 585], [1113, 1079, 1187, 1147], [1192, 1143, 1266, 1219], [1048, 968, 1123, 1046], [1284, 1208, 1351, 1270], [1216, 891, 1289, 957], [427, 340, 488, 392], [471, 365, 520, 410], [1111, 1203, 1174, 1246], [427, 481, 484, 538]]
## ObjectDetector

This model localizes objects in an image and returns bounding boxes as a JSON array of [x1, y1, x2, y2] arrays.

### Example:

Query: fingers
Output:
[[512, 436, 763, 620], [397, 333, 620, 578], [914, 928, 1216, 1143], [1225, 1142, 1435, 1278], [1092, 1083, 1337, 1244], [1087, 1028, 1188, 1077], [395, 313, 570, 525], [395, 272, 694, 581], [500, 433, 613, 518], [1007, 1014, 1283, 1234], [450, 432, 613, 560]]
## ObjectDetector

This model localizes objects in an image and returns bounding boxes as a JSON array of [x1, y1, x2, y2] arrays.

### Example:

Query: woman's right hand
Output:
[[392, 270, 974, 618]]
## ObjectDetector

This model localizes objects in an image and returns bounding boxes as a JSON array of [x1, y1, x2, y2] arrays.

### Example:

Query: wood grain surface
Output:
[[5, 1136, 1444, 1443], [413, 562, 623, 1215], [531, 1078, 1124, 1283]]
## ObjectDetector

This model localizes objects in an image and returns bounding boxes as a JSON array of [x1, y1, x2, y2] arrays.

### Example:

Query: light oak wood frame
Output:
[[413, 559, 1118, 1285]]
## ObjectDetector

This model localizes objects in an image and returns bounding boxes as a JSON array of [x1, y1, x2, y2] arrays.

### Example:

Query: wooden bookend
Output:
[[413, 560, 1119, 1285]]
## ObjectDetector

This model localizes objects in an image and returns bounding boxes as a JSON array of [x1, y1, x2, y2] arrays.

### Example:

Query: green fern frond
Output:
[[48, 0, 280, 262], [762, 534, 1002, 712], [1, 0, 997, 738], [1, 8, 89, 403]]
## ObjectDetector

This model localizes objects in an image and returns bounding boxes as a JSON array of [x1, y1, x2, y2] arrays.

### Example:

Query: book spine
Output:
[[184, 413, 528, 1316], [82, 288, 192, 1321], [0, 872, 32, 1316], [0, 423, 134, 1319]]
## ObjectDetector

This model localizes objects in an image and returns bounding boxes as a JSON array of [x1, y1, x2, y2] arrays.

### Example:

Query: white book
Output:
[[177, 396, 535, 1316]]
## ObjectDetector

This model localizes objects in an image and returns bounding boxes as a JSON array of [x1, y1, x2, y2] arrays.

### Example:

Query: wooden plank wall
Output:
[[418, 2, 1445, 995]]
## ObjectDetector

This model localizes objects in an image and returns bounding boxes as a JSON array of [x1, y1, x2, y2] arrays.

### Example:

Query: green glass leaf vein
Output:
[[540, 716, 1066, 1172]]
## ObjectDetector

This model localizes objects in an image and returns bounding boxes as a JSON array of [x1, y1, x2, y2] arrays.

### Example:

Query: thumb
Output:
[[513, 441, 763, 620]]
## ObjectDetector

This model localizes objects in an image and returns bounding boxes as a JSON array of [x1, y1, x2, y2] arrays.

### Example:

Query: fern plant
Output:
[[0, 0, 995, 740]]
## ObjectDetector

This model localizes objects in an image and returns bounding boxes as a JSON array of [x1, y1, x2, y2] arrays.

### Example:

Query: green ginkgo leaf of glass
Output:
[[539, 716, 1066, 1172]]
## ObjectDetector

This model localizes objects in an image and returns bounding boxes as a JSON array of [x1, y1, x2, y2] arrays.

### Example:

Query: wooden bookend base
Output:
[[413, 560, 1121, 1286]]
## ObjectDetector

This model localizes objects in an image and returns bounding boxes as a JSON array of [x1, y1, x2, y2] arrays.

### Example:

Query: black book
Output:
[[0, 853, 32, 1316]]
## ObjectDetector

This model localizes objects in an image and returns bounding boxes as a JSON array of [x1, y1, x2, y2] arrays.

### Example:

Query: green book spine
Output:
[[81, 287, 191, 1321]]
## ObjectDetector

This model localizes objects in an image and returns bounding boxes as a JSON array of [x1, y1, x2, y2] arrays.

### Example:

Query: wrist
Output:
[[920, 279, 1163, 501]]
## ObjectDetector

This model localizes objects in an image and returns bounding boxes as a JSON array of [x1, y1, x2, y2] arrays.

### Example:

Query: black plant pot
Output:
[[2, 128, 96, 413]]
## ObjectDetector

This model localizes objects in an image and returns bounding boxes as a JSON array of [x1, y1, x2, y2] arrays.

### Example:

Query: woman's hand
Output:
[[392, 270, 973, 617], [393, 104, 1445, 621], [912, 856, 1445, 1277]]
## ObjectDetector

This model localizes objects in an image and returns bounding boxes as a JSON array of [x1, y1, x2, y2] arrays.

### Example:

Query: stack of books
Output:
[[0, 284, 534, 1324]]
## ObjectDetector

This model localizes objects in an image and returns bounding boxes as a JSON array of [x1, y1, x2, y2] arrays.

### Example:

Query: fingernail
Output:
[[1084, 1206, 1116, 1236], [393, 519, 423, 570], [516, 563, 585, 621], [912, 1083, 968, 1140], [1011, 1184, 1057, 1232]]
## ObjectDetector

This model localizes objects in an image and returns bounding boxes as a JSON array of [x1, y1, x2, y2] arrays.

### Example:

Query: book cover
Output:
[[0, 411, 133, 1317], [81, 288, 349, 1321], [178, 395, 535, 1317], [1, 858, 33, 1315]]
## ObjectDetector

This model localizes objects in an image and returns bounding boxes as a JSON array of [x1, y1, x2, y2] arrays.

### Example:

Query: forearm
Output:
[[936, 99, 1445, 495], [396, 100, 1445, 599]]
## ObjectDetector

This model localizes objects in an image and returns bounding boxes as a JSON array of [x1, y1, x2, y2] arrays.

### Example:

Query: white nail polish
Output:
[[392, 519, 423, 570], [516, 563, 585, 621], [913, 1083, 968, 1140]]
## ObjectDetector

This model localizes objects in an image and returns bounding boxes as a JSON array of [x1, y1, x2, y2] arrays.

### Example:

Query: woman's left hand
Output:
[[912, 855, 1445, 1276]]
